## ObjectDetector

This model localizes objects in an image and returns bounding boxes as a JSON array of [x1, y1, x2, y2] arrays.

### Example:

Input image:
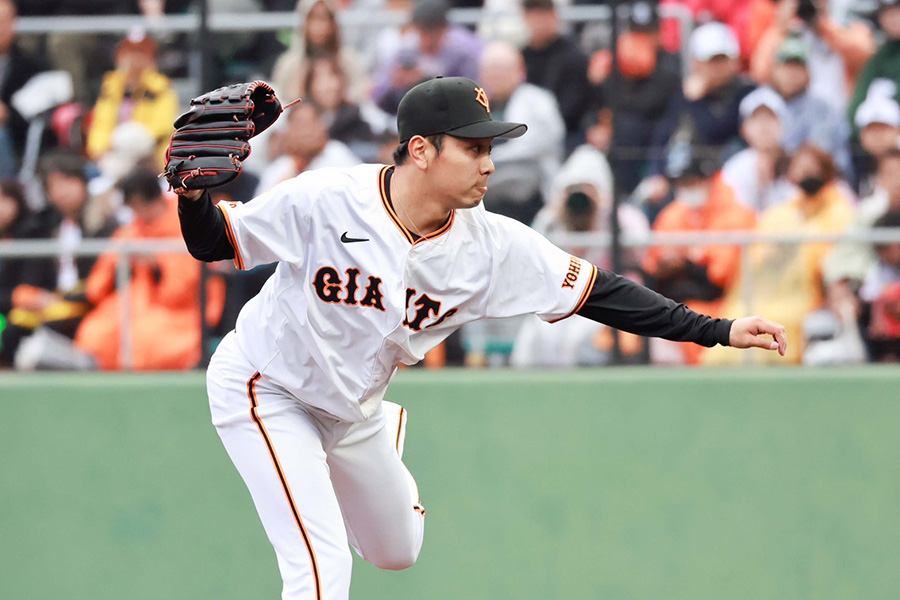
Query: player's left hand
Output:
[[729, 316, 787, 356], [164, 80, 285, 194]]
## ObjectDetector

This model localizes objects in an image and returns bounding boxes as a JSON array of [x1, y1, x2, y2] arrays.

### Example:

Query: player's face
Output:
[[429, 135, 495, 209]]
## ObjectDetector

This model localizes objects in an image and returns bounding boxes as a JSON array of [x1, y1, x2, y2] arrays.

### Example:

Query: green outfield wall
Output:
[[1, 367, 898, 600]]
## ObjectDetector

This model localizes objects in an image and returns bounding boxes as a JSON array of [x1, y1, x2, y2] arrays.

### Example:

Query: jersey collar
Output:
[[379, 166, 455, 245]]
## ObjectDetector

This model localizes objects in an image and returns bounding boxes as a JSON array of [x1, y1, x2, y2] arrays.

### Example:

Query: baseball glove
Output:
[[164, 80, 284, 193]]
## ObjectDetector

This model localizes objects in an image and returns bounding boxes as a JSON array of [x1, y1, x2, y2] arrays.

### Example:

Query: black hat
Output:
[[397, 76, 527, 143]]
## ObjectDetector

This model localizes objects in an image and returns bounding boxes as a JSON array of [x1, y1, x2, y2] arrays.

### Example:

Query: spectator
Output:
[[643, 142, 757, 365], [256, 102, 360, 195], [705, 144, 855, 365], [587, 1, 682, 196], [853, 86, 900, 197], [521, 0, 590, 146], [721, 86, 795, 214], [848, 0, 900, 134], [90, 121, 160, 228], [362, 0, 415, 74], [476, 41, 565, 224], [767, 35, 852, 175], [86, 30, 178, 162], [270, 0, 368, 105], [26, 0, 133, 104], [534, 145, 649, 271], [824, 147, 900, 296], [515, 143, 651, 369], [659, 0, 767, 63], [640, 22, 755, 211], [859, 210, 900, 361], [372, 0, 483, 115], [0, 152, 117, 368], [304, 56, 382, 161], [750, 0, 875, 113], [0, 0, 49, 175], [0, 180, 31, 355], [74, 169, 224, 370]]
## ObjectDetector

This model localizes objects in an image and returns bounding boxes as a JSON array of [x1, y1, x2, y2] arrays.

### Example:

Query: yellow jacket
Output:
[[86, 68, 178, 160], [703, 183, 854, 365]]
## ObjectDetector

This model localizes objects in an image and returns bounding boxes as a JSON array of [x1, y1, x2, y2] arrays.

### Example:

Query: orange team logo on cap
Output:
[[474, 87, 490, 113]]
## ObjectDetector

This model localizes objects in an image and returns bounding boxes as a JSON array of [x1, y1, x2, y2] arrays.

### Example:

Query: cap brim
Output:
[[445, 120, 527, 140]]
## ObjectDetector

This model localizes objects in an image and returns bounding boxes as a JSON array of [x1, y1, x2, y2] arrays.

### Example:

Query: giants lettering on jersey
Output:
[[313, 267, 456, 329], [314, 266, 385, 310]]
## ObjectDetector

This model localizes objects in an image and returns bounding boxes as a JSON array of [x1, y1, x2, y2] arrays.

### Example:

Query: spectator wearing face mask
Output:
[[705, 144, 855, 365], [643, 141, 757, 365], [586, 1, 682, 196], [721, 87, 796, 214]]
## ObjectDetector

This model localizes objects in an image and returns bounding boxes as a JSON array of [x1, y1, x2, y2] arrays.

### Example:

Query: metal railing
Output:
[[15, 5, 693, 34], [3, 228, 900, 369]]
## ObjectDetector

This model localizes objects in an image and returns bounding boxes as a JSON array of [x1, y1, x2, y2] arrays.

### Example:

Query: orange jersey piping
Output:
[[549, 263, 598, 323], [247, 373, 322, 599], [379, 166, 455, 245], [216, 203, 245, 270]]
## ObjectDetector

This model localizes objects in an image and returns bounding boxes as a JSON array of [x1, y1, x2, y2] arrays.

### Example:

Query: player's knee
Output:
[[368, 546, 420, 571]]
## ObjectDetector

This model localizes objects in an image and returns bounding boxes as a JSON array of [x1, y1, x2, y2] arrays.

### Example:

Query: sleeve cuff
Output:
[[716, 319, 733, 347]]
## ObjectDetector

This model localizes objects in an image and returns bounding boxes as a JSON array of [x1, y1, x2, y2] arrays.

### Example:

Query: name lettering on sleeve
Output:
[[561, 256, 581, 289]]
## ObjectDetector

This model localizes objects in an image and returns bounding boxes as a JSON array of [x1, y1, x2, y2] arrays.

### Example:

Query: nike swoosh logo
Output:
[[341, 232, 369, 243]]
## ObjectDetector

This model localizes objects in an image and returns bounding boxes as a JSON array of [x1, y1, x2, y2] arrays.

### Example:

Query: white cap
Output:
[[689, 22, 740, 62], [855, 96, 900, 129], [739, 87, 787, 121]]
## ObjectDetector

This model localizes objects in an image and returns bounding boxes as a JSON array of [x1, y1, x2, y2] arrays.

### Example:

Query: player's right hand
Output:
[[163, 80, 285, 194], [729, 316, 788, 355]]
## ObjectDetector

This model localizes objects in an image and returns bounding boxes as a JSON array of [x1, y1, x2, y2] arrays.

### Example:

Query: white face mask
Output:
[[678, 186, 709, 208]]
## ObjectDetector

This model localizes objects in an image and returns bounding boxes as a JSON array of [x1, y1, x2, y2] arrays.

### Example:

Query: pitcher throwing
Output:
[[168, 76, 787, 599]]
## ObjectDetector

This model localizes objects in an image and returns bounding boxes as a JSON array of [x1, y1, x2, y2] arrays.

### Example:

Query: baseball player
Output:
[[168, 77, 787, 599]]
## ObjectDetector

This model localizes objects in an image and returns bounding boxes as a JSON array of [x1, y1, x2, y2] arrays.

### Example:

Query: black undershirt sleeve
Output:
[[177, 191, 236, 262], [576, 268, 733, 348]]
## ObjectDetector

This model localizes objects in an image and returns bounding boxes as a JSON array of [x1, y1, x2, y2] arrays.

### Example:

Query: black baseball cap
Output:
[[397, 76, 527, 144]]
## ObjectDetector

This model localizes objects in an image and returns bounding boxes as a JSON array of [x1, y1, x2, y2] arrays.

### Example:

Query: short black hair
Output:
[[119, 168, 163, 205], [39, 151, 87, 185], [392, 133, 446, 165]]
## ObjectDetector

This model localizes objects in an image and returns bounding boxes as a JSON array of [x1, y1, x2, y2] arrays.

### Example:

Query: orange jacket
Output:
[[644, 175, 757, 363], [75, 196, 224, 370], [645, 174, 757, 304]]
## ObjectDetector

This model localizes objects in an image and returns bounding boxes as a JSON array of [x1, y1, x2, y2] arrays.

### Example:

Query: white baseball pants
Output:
[[207, 332, 426, 599]]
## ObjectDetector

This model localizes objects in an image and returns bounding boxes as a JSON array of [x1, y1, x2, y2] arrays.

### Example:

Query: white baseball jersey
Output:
[[217, 163, 598, 422]]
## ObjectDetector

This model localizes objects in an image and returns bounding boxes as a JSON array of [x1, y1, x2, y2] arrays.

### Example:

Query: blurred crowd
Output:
[[2, 0, 900, 371]]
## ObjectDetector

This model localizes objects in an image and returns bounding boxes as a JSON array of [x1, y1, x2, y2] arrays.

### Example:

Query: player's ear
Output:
[[407, 136, 431, 170]]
